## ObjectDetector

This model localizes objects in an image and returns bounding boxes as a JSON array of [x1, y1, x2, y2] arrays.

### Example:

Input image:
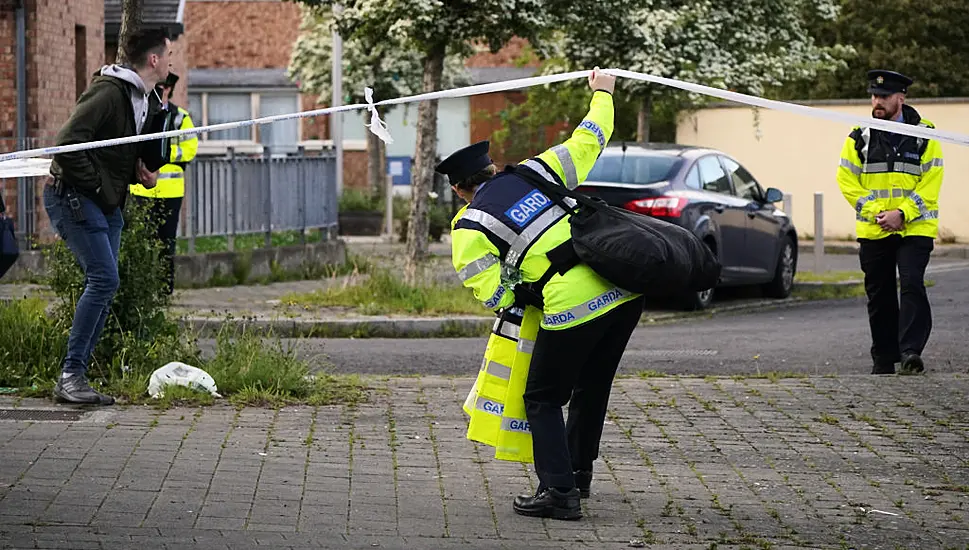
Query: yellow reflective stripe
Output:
[[522, 159, 558, 185], [158, 172, 182, 180], [543, 287, 630, 327], [862, 162, 921, 176], [505, 205, 568, 267], [921, 158, 943, 171], [578, 119, 607, 150], [517, 337, 535, 354], [458, 254, 498, 282], [174, 146, 183, 162], [855, 192, 876, 219], [461, 209, 516, 245], [500, 416, 530, 433], [483, 285, 508, 309], [485, 361, 512, 381], [840, 158, 862, 175], [551, 145, 578, 189], [475, 396, 504, 417]]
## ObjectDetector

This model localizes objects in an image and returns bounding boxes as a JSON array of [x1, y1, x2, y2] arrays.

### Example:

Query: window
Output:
[[258, 94, 300, 148], [74, 25, 87, 100], [586, 154, 683, 185], [186, 91, 301, 147], [721, 156, 763, 201], [684, 165, 701, 190], [207, 93, 251, 141], [696, 155, 732, 195]]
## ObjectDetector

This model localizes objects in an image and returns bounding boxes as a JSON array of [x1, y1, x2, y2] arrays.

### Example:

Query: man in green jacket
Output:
[[44, 27, 173, 405]]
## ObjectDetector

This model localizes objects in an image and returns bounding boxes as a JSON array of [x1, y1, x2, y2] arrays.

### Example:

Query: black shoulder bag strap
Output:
[[504, 163, 600, 309]]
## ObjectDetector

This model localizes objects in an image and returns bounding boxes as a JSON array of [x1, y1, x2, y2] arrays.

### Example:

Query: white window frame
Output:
[[188, 88, 303, 154]]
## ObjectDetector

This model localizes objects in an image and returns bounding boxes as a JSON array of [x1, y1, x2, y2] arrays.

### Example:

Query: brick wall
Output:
[[0, 0, 104, 238], [28, 0, 103, 139], [185, 0, 323, 145], [0, 3, 17, 141], [185, 0, 299, 69]]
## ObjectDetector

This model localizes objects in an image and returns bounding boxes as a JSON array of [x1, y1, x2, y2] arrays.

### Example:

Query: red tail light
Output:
[[623, 196, 687, 217]]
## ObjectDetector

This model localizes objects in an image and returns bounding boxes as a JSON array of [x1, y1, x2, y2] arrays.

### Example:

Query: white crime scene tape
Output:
[[1, 67, 967, 178]]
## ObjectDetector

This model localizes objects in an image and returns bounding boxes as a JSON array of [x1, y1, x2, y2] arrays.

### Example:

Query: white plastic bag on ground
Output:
[[148, 362, 222, 398]]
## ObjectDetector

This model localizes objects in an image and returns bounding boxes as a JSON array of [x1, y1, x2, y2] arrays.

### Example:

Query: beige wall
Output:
[[676, 99, 969, 242]]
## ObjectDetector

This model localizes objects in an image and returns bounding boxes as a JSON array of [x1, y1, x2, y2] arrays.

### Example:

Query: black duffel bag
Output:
[[509, 164, 721, 297]]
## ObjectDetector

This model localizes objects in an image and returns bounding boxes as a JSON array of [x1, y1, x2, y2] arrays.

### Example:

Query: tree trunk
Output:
[[116, 0, 143, 65], [366, 129, 386, 198], [636, 89, 652, 143], [403, 44, 445, 284]]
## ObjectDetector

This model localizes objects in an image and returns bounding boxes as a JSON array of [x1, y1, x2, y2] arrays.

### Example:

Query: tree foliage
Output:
[[289, 0, 560, 281], [544, 0, 849, 138], [773, 0, 969, 100]]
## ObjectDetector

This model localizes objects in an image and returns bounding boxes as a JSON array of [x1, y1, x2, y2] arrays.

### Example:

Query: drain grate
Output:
[[0, 409, 86, 422]]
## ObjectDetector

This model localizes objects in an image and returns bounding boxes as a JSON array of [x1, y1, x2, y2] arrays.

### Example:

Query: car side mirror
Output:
[[764, 187, 783, 203]]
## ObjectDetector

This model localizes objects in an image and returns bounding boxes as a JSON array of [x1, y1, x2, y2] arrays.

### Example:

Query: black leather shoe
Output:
[[513, 488, 582, 520], [899, 353, 924, 375], [574, 470, 592, 499], [871, 363, 896, 375]]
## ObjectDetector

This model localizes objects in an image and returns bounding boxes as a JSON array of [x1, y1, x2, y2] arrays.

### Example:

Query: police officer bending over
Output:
[[836, 69, 944, 375], [436, 68, 645, 520]]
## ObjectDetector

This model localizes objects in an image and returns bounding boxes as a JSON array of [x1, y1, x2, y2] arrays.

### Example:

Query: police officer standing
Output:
[[130, 72, 198, 294], [436, 68, 645, 520], [836, 69, 944, 375]]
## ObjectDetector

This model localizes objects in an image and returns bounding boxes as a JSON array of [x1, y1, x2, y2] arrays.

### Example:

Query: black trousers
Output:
[[523, 295, 645, 490], [858, 235, 934, 368], [131, 196, 183, 294]]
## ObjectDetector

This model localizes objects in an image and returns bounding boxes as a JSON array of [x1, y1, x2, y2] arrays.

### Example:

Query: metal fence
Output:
[[181, 146, 339, 252], [0, 141, 339, 250]]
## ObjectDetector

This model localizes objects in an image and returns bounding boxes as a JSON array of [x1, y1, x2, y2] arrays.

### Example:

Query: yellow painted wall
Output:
[[676, 99, 969, 242]]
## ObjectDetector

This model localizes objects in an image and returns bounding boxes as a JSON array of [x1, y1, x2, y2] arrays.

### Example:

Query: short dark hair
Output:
[[122, 27, 170, 67], [453, 164, 497, 191]]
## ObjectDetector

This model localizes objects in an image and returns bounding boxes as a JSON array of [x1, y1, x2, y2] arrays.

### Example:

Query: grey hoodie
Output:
[[98, 64, 152, 134]]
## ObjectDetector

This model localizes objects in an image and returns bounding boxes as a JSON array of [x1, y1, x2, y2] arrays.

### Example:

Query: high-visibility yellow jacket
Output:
[[837, 104, 944, 240], [131, 105, 198, 199], [450, 90, 642, 331]]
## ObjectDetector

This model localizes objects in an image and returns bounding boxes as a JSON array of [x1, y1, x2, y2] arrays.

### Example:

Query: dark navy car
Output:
[[577, 143, 798, 310]]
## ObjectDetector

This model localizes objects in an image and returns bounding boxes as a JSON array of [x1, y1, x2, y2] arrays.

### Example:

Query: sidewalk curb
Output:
[[798, 242, 969, 258], [180, 315, 496, 339], [180, 281, 860, 338]]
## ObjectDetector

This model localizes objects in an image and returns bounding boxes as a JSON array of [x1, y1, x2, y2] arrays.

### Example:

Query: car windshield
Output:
[[585, 154, 682, 185]]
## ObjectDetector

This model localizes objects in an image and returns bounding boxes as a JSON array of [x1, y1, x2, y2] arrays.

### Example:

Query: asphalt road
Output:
[[293, 258, 969, 377]]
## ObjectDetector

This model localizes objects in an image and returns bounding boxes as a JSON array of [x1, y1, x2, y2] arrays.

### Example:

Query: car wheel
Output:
[[682, 240, 717, 311], [763, 235, 796, 299], [685, 287, 715, 311]]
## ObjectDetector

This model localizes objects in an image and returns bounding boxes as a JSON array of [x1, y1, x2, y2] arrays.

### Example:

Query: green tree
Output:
[[288, 0, 558, 283], [547, 0, 849, 140], [773, 0, 969, 100], [288, 4, 469, 198]]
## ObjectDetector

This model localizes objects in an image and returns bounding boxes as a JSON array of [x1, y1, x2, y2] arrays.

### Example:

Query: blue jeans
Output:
[[43, 185, 124, 375]]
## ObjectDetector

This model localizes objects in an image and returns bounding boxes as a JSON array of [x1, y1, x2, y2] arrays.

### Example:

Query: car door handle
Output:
[[714, 205, 725, 213]]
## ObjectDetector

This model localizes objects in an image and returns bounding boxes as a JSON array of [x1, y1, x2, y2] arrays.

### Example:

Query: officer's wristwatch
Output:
[[897, 209, 905, 221]]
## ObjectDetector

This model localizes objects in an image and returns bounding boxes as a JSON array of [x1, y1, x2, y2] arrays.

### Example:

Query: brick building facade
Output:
[[0, 0, 104, 239]]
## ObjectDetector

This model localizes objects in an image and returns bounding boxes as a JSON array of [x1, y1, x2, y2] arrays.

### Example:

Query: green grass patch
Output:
[[795, 270, 864, 283], [178, 253, 374, 289], [0, 301, 368, 409], [176, 229, 324, 255], [281, 268, 482, 316], [792, 283, 866, 301], [0, 298, 66, 389]]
